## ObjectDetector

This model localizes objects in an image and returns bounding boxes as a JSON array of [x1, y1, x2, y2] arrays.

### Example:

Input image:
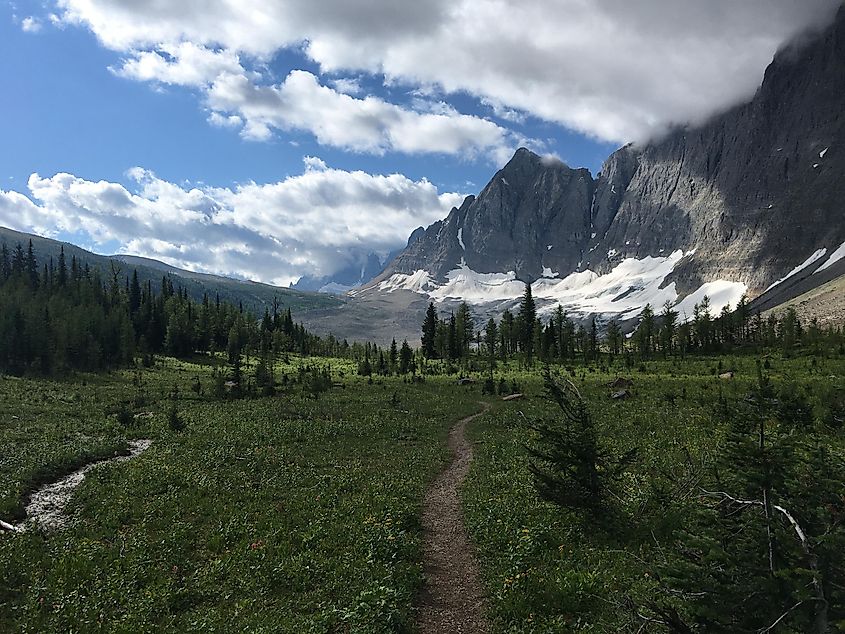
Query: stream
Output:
[[1, 439, 152, 533]]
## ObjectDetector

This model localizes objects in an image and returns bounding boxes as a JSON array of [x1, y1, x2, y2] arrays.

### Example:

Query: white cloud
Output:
[[110, 41, 517, 158], [21, 16, 43, 32], [54, 0, 841, 143], [205, 69, 514, 157], [207, 111, 242, 129], [0, 159, 464, 286], [114, 42, 243, 87], [329, 77, 363, 95]]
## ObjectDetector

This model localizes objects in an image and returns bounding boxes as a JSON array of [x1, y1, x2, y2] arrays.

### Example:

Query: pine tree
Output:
[[57, 246, 68, 287], [399, 340, 413, 374], [605, 319, 623, 356], [421, 302, 438, 359], [517, 282, 537, 365]]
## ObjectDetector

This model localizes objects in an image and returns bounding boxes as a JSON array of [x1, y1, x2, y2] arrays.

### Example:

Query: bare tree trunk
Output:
[[0, 519, 21, 532], [760, 418, 775, 574], [701, 490, 829, 633]]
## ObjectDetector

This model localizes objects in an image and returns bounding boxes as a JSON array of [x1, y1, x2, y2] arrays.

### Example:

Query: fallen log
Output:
[[0, 519, 22, 533]]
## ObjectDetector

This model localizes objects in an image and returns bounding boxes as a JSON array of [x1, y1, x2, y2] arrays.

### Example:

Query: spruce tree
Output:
[[659, 300, 677, 356], [399, 340, 413, 374], [421, 302, 438, 359], [57, 246, 68, 287], [517, 282, 536, 365], [455, 301, 474, 358], [605, 319, 623, 356], [389, 338, 398, 372], [527, 367, 636, 519]]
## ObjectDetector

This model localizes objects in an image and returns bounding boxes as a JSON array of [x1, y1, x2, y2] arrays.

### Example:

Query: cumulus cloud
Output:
[[114, 42, 244, 87], [329, 77, 364, 96], [111, 42, 517, 157], [55, 0, 841, 143], [0, 159, 464, 286], [21, 16, 43, 33], [205, 69, 514, 156]]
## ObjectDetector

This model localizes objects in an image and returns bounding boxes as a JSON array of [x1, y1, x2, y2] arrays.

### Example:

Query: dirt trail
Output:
[[416, 404, 492, 634]]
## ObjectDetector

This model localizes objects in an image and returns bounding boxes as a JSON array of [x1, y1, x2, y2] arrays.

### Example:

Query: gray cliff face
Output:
[[586, 5, 845, 294], [376, 6, 845, 298], [462, 149, 593, 280], [380, 149, 594, 283]]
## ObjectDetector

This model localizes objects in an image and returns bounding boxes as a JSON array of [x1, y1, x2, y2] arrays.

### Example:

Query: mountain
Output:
[[383, 150, 594, 283], [0, 226, 340, 316], [291, 251, 387, 294], [290, 236, 424, 295], [363, 6, 845, 328]]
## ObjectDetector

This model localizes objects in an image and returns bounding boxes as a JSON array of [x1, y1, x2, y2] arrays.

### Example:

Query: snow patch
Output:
[[764, 248, 828, 293], [817, 241, 845, 273], [673, 281, 747, 323], [501, 177, 509, 186], [457, 227, 465, 250], [379, 251, 747, 324], [820, 147, 829, 158], [378, 269, 434, 293], [546, 244, 553, 250], [429, 264, 525, 302]]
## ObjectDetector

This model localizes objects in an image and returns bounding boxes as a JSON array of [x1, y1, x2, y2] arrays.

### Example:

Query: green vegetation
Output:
[[0, 237, 407, 376], [2, 267, 844, 632], [0, 226, 339, 317], [0, 357, 479, 632], [463, 354, 845, 632]]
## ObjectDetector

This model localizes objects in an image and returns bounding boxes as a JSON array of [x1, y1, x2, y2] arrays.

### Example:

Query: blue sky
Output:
[[0, 0, 838, 285], [0, 5, 614, 191]]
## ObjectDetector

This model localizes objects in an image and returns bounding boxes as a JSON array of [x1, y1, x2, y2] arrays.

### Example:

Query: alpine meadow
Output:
[[2, 1, 845, 633]]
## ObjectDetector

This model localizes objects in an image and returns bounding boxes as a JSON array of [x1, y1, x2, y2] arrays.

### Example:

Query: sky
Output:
[[0, 0, 840, 286]]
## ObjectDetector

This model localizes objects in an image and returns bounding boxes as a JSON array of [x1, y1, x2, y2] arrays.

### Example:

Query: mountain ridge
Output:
[[365, 6, 845, 323], [0, 226, 340, 316]]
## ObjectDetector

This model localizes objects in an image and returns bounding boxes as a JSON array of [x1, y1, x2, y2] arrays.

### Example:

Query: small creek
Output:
[[1, 439, 152, 533]]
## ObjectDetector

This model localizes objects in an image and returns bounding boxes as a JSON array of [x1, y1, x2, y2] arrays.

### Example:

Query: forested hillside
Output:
[[0, 239, 347, 375], [0, 227, 340, 317]]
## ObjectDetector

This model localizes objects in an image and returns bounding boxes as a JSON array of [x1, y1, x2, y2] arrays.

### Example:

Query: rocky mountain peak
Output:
[[366, 9, 844, 324]]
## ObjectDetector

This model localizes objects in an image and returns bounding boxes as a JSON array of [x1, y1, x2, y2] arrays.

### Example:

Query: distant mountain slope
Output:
[[0, 227, 340, 315], [584, 4, 845, 295], [759, 271, 845, 328], [365, 6, 845, 326]]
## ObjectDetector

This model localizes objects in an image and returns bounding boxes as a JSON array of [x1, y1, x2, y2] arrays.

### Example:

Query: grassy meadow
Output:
[[1, 350, 844, 632], [463, 354, 845, 631], [0, 356, 479, 632]]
